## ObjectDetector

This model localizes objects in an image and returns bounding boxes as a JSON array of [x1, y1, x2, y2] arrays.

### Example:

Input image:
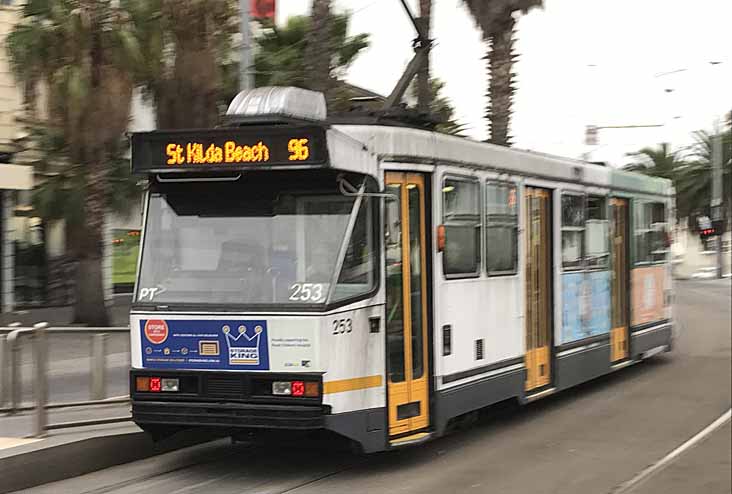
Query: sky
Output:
[[275, 0, 732, 167]]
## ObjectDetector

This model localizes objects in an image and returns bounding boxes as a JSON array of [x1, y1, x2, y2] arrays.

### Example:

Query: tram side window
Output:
[[585, 196, 609, 269], [442, 177, 481, 277], [561, 194, 585, 270], [650, 202, 669, 263], [485, 182, 518, 275], [634, 201, 668, 264]]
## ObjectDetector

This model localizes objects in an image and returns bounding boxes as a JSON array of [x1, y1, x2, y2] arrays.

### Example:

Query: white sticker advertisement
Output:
[[267, 318, 320, 371]]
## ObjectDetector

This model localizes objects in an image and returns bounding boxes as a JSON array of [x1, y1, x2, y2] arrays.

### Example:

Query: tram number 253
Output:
[[332, 318, 352, 335], [288, 138, 309, 161]]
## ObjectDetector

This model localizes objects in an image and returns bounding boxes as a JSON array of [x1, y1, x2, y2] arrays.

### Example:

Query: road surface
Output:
[[17, 279, 732, 494]]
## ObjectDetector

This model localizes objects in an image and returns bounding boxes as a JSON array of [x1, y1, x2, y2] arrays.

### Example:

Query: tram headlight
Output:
[[161, 378, 179, 392], [272, 381, 292, 395]]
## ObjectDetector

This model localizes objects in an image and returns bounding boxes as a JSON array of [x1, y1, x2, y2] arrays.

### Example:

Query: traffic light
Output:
[[700, 225, 717, 240]]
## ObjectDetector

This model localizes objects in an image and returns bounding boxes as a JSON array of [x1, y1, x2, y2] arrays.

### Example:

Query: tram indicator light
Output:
[[437, 225, 446, 252], [131, 126, 327, 173], [136, 376, 150, 392], [304, 382, 319, 397]]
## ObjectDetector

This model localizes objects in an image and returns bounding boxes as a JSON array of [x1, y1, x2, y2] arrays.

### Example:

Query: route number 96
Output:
[[288, 138, 310, 161]]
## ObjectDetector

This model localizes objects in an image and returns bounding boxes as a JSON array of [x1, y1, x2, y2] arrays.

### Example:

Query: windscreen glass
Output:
[[136, 173, 376, 306]]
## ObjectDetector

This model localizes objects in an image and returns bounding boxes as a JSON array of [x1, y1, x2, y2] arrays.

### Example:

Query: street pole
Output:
[[240, 0, 254, 92], [712, 133, 724, 278]]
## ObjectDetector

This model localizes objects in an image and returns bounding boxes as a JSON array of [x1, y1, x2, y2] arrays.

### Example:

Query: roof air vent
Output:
[[226, 86, 327, 124]]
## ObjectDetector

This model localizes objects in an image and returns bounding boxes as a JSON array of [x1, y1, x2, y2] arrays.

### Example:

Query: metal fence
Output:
[[0, 323, 131, 437]]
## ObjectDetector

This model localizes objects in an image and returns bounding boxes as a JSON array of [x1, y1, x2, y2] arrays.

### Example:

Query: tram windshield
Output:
[[135, 172, 377, 307]]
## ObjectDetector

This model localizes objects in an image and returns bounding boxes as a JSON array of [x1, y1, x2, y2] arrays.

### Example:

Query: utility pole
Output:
[[712, 132, 724, 278], [240, 0, 254, 91]]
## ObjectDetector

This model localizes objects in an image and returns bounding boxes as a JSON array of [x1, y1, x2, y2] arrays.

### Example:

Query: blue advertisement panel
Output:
[[140, 319, 270, 370], [561, 272, 584, 343], [586, 270, 611, 337], [561, 271, 612, 344]]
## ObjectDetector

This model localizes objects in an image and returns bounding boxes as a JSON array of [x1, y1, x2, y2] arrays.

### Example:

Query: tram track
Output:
[[30, 437, 368, 494]]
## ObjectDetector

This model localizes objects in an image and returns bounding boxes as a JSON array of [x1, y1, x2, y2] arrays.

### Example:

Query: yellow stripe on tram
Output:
[[323, 375, 383, 394]]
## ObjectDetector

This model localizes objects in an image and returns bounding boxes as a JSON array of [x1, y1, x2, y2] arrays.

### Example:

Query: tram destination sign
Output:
[[131, 126, 327, 173]]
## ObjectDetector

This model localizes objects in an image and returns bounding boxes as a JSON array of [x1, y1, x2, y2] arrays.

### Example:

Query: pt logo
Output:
[[223, 324, 263, 365]]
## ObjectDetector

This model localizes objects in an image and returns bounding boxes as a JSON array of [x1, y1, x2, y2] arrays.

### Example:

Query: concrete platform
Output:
[[0, 403, 130, 438]]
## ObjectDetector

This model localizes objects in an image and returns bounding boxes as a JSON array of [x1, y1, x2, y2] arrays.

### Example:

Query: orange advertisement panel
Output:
[[631, 266, 666, 326]]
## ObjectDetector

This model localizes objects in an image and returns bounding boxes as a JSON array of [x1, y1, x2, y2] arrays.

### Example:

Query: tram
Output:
[[129, 87, 674, 452]]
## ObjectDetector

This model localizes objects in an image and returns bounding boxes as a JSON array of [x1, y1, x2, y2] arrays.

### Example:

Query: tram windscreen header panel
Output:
[[131, 126, 328, 173]]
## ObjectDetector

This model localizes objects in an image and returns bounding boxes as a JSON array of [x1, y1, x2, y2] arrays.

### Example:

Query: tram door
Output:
[[524, 187, 553, 391], [610, 198, 630, 362], [384, 172, 430, 437]]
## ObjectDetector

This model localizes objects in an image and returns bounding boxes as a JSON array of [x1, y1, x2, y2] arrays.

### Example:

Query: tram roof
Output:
[[335, 124, 673, 197]]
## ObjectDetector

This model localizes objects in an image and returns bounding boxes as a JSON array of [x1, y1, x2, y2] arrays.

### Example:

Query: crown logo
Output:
[[222, 324, 263, 365]]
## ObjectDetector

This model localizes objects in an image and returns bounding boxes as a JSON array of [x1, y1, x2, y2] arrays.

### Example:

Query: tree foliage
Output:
[[6, 0, 144, 324], [304, 0, 333, 96], [625, 130, 732, 221], [225, 12, 369, 108], [254, 14, 369, 87], [409, 78, 467, 136], [124, 0, 238, 128]]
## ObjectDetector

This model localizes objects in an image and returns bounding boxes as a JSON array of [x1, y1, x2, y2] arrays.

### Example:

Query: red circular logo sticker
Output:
[[144, 319, 168, 345]]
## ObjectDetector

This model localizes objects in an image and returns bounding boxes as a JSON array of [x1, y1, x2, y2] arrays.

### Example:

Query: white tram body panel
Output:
[[128, 88, 674, 453], [131, 300, 386, 415]]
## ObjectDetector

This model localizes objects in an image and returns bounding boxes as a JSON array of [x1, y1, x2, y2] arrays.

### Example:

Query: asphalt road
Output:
[[18, 279, 732, 494]]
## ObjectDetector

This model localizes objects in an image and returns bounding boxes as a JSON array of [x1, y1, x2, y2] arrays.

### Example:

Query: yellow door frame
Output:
[[525, 187, 552, 391], [610, 197, 629, 362], [385, 172, 430, 436]]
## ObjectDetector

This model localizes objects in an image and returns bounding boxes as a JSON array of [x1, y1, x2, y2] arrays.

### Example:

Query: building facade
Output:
[[0, 3, 151, 313], [0, 3, 34, 312]]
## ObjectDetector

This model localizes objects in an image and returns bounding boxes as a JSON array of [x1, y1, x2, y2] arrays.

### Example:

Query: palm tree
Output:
[[417, 0, 432, 113], [463, 0, 542, 146], [675, 129, 732, 221], [623, 136, 732, 223], [304, 0, 333, 97], [242, 14, 369, 106], [125, 0, 238, 129], [624, 143, 682, 181], [6, 0, 139, 325], [409, 78, 467, 135]]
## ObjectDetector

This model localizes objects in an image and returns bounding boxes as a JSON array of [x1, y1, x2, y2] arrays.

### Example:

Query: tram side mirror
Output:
[[437, 224, 446, 252]]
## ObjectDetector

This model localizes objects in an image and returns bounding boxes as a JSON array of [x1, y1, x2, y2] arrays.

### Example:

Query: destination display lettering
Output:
[[131, 126, 327, 173]]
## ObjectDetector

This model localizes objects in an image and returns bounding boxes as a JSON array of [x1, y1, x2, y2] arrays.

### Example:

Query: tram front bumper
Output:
[[132, 400, 327, 430]]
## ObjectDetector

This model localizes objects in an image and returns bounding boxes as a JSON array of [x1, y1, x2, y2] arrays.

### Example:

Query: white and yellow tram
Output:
[[129, 87, 674, 452]]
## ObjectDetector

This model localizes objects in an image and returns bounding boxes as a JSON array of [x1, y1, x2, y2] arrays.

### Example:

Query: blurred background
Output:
[[0, 0, 729, 323]]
